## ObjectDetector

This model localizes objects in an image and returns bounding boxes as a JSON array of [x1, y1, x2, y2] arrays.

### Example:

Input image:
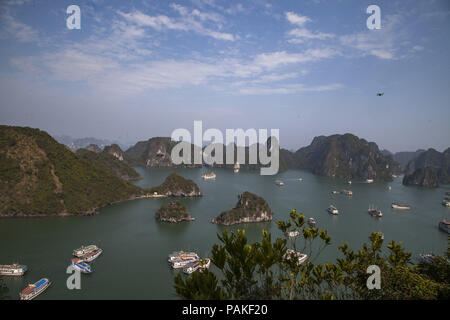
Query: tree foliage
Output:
[[174, 210, 449, 300]]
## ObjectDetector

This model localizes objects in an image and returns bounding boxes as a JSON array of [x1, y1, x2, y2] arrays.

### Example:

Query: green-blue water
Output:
[[0, 168, 449, 299]]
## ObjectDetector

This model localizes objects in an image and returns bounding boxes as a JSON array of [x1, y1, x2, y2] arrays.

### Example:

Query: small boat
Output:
[[442, 199, 450, 207], [332, 190, 339, 194], [202, 172, 216, 180], [297, 178, 303, 182], [283, 249, 308, 266], [73, 245, 98, 257], [80, 248, 103, 262], [307, 217, 316, 227], [439, 220, 450, 234], [0, 263, 27, 276], [19, 278, 51, 300], [71, 258, 93, 274], [327, 205, 339, 215], [388, 186, 392, 190], [392, 174, 398, 178], [368, 207, 383, 217], [340, 189, 353, 196], [275, 179, 284, 186], [234, 162, 240, 173], [418, 253, 438, 264], [348, 181, 352, 185], [366, 179, 374, 183], [391, 203, 411, 210], [285, 230, 299, 238]]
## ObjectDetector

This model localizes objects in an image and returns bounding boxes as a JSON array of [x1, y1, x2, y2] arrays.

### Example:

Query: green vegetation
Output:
[[0, 125, 143, 216], [149, 173, 201, 196], [76, 148, 141, 181], [174, 210, 449, 300], [155, 200, 192, 222]]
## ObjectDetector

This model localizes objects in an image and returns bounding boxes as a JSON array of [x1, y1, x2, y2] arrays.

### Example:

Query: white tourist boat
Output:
[[0, 263, 27, 276], [202, 172, 216, 180], [285, 230, 299, 238], [307, 217, 316, 227], [283, 249, 308, 266], [391, 203, 411, 210], [80, 248, 103, 262], [327, 205, 339, 215], [73, 245, 98, 257]]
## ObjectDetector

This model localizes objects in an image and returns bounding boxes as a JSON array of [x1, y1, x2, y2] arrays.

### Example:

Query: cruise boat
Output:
[[366, 179, 374, 183], [71, 258, 93, 274], [368, 207, 383, 217], [307, 217, 316, 227], [168, 251, 199, 263], [283, 249, 308, 266], [172, 257, 199, 269], [80, 248, 103, 262], [19, 278, 51, 300], [285, 230, 299, 238], [0, 264, 27, 276], [340, 189, 353, 196], [327, 205, 339, 215], [391, 203, 411, 210], [234, 162, 240, 173], [202, 172, 216, 180], [275, 179, 284, 186], [73, 245, 98, 257], [439, 220, 450, 234]]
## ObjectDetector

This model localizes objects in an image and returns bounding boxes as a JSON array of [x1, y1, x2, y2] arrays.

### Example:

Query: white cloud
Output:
[[1, 13, 39, 43], [285, 11, 334, 43], [118, 4, 235, 41], [238, 83, 343, 95], [285, 12, 311, 27]]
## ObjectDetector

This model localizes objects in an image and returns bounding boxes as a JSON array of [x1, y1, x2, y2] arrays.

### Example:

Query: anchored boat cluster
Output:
[[0, 244, 102, 300], [167, 251, 211, 274]]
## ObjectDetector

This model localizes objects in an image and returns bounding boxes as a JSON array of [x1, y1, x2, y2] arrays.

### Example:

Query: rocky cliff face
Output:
[[403, 148, 450, 187], [148, 173, 202, 197], [86, 144, 102, 153], [290, 134, 400, 181], [125, 137, 199, 168], [211, 192, 272, 226], [402, 167, 440, 188], [103, 144, 128, 163], [155, 200, 194, 223], [0, 126, 143, 217]]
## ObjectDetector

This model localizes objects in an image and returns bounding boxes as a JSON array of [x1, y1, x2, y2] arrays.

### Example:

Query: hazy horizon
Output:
[[1, 0, 449, 153]]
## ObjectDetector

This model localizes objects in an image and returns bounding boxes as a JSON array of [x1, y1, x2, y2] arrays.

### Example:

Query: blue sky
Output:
[[0, 0, 449, 152]]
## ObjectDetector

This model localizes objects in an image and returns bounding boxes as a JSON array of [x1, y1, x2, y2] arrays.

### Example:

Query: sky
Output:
[[0, 0, 449, 152]]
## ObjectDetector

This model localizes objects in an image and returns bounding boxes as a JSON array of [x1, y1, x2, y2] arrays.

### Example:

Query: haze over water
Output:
[[0, 167, 448, 299]]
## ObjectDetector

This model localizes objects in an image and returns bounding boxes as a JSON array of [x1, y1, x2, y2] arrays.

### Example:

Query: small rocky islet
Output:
[[211, 191, 273, 226], [155, 200, 195, 223]]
